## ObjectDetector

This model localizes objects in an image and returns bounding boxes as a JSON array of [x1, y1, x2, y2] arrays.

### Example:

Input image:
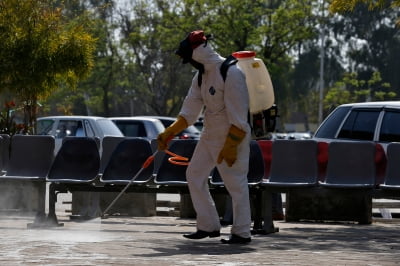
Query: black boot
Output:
[[183, 230, 220, 239], [221, 234, 251, 244]]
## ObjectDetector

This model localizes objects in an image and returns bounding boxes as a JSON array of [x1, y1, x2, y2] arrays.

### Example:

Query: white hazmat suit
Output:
[[179, 43, 252, 239]]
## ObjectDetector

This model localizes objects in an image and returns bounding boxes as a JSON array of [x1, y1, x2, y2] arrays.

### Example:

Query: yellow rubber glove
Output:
[[217, 124, 246, 167], [157, 115, 188, 150]]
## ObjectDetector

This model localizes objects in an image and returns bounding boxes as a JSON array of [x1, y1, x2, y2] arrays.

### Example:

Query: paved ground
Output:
[[0, 212, 399, 265]]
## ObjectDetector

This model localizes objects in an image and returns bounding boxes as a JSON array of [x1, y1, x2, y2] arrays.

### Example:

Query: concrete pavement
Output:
[[0, 213, 399, 265]]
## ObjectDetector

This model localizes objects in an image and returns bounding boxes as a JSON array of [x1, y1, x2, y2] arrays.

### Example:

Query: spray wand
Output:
[[101, 148, 189, 219], [101, 150, 158, 219]]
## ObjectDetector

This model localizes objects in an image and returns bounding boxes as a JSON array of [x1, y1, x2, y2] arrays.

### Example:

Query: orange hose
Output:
[[165, 150, 189, 166], [142, 155, 155, 168]]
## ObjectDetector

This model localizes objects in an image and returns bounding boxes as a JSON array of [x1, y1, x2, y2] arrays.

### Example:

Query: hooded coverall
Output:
[[179, 44, 252, 238]]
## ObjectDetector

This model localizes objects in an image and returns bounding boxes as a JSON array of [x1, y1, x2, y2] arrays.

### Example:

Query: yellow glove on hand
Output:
[[157, 115, 188, 150], [217, 125, 246, 167]]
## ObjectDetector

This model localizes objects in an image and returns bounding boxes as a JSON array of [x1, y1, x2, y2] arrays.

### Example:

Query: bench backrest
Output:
[[6, 135, 55, 177], [47, 137, 100, 182], [383, 142, 400, 186], [269, 139, 319, 185], [211, 140, 265, 185], [154, 139, 197, 184], [100, 136, 126, 174], [101, 138, 154, 184], [324, 141, 376, 186]]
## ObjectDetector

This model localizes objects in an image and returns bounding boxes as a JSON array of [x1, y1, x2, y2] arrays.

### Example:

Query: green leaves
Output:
[[324, 71, 396, 109], [0, 0, 96, 97], [330, 0, 400, 13], [0, 0, 96, 132]]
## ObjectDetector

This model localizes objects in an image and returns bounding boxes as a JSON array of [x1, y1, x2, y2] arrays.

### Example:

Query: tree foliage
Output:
[[324, 0, 400, 118], [118, 0, 317, 119], [330, 0, 400, 26], [119, 0, 194, 116], [1, 0, 399, 134], [324, 71, 395, 111], [330, 0, 400, 13], [0, 0, 96, 132]]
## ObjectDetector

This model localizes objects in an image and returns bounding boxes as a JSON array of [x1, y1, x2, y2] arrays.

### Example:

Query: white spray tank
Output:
[[232, 51, 275, 114]]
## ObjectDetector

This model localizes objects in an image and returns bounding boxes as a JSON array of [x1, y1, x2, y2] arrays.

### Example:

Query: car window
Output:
[[337, 109, 380, 140], [36, 119, 54, 135], [113, 120, 147, 137], [152, 117, 200, 137], [97, 119, 123, 136], [158, 119, 172, 128], [379, 110, 400, 142], [84, 120, 95, 137], [314, 106, 351, 138], [56, 120, 84, 138]]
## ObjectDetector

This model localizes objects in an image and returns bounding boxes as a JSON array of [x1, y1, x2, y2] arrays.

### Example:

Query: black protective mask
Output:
[[189, 59, 205, 87], [175, 38, 193, 64], [189, 58, 204, 72]]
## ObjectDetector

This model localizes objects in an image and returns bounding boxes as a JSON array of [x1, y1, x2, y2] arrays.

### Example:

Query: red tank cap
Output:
[[232, 51, 256, 58]]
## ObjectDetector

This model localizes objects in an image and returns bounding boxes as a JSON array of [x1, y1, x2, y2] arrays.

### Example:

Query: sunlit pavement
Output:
[[0, 211, 399, 265]]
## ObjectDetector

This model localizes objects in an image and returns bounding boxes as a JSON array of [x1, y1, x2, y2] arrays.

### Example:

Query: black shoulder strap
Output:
[[197, 55, 238, 86], [220, 55, 238, 82]]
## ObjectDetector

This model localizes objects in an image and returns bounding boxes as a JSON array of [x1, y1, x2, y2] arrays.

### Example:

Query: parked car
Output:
[[36, 115, 124, 152], [121, 116, 201, 139], [286, 132, 312, 140], [142, 116, 201, 139], [313, 101, 400, 151], [108, 117, 165, 140]]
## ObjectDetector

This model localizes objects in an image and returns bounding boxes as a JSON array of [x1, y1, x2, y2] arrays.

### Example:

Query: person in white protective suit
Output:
[[157, 30, 252, 244]]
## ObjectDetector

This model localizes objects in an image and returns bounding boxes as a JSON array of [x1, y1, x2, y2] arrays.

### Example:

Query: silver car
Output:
[[109, 116, 165, 140], [313, 101, 400, 151], [36, 115, 124, 152], [135, 115, 201, 140], [110, 116, 201, 140]]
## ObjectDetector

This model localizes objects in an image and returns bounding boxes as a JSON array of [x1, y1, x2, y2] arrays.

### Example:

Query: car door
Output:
[[378, 108, 400, 143], [336, 108, 381, 141]]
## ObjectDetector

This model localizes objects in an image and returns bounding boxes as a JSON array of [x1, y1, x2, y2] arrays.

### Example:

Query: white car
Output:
[[110, 116, 201, 140], [36, 116, 124, 152], [109, 116, 165, 140], [313, 101, 400, 151], [135, 116, 201, 140]]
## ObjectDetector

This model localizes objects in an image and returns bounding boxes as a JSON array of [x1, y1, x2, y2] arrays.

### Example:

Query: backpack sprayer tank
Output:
[[232, 51, 277, 139], [232, 51, 275, 114]]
